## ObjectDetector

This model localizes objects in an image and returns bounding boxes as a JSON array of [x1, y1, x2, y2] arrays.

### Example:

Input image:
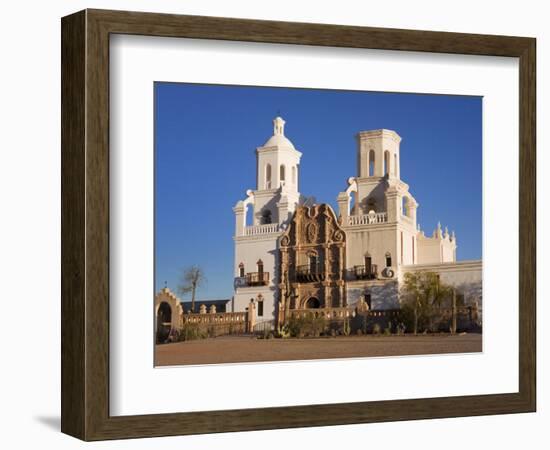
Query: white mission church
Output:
[[230, 116, 482, 327]]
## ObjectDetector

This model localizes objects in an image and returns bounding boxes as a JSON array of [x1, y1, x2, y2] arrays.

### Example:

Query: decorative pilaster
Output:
[[386, 188, 400, 223], [233, 201, 246, 237]]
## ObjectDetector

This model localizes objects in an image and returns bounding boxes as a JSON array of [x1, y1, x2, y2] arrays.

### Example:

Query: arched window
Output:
[[257, 259, 264, 274], [368, 198, 377, 212], [394, 153, 398, 177], [368, 150, 375, 176], [238, 262, 245, 277], [384, 150, 390, 176], [385, 252, 392, 268], [305, 297, 320, 309], [291, 166, 296, 185], [245, 203, 253, 226], [280, 164, 286, 185], [265, 163, 272, 189]]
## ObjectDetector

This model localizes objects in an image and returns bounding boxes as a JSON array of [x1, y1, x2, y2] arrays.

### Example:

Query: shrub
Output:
[[373, 323, 382, 336], [310, 315, 327, 337], [288, 316, 306, 338], [178, 322, 207, 341], [287, 314, 327, 338], [277, 324, 291, 339]]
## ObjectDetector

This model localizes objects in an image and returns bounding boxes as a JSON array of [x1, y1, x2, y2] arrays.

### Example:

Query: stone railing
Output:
[[181, 311, 250, 336], [353, 264, 378, 280], [244, 223, 280, 236], [347, 211, 388, 226], [245, 271, 270, 286], [288, 307, 353, 320]]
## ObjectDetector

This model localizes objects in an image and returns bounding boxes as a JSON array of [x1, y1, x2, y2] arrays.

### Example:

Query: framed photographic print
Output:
[[61, 9, 536, 441]]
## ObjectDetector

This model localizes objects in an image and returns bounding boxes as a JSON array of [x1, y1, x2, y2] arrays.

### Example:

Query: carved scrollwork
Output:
[[333, 230, 344, 242]]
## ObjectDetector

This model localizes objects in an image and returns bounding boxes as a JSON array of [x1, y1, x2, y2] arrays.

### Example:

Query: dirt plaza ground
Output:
[[155, 333, 482, 366]]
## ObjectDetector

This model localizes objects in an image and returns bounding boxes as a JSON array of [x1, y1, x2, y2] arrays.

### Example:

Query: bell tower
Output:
[[253, 116, 302, 226], [354, 129, 402, 215]]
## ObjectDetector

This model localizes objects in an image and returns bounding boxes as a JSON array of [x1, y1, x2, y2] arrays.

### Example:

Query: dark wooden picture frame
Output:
[[61, 9, 536, 441]]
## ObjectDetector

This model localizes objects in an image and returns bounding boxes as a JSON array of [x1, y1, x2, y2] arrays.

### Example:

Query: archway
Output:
[[157, 302, 172, 323], [305, 297, 321, 309], [156, 302, 172, 343]]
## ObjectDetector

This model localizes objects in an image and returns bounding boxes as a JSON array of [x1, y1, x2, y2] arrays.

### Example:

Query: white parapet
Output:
[[244, 223, 280, 236], [347, 211, 388, 226]]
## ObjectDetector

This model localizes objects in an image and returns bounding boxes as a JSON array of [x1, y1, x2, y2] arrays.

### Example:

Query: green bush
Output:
[[178, 322, 207, 341], [276, 324, 291, 339], [287, 314, 327, 338]]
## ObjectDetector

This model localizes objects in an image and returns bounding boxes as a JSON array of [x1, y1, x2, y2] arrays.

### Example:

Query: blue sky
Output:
[[155, 83, 482, 301]]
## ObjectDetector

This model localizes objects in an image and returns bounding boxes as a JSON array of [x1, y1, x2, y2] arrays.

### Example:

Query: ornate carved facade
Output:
[[277, 204, 346, 325]]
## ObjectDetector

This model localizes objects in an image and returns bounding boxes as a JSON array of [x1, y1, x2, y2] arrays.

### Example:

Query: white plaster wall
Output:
[[402, 261, 483, 308], [345, 226, 398, 272], [234, 235, 280, 318], [233, 286, 277, 321], [441, 239, 456, 262], [234, 235, 279, 277], [347, 280, 400, 309], [417, 236, 442, 264], [398, 227, 418, 266]]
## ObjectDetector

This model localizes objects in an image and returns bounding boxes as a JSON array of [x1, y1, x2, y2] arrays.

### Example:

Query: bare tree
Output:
[[177, 265, 206, 313]]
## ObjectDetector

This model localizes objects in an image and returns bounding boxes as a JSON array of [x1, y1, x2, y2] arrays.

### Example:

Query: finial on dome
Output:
[[273, 116, 286, 136]]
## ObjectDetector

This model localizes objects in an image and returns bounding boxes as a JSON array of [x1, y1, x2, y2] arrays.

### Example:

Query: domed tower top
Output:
[[256, 116, 302, 193], [262, 116, 296, 150]]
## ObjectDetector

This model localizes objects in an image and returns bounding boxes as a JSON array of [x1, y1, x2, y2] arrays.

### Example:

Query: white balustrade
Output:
[[244, 223, 280, 236], [347, 212, 388, 226]]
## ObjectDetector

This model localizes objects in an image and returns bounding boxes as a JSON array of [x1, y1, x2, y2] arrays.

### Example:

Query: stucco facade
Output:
[[232, 117, 480, 324]]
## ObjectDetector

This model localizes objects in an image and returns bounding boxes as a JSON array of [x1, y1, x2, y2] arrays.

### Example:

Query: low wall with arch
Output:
[[155, 288, 184, 330], [155, 289, 256, 342]]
